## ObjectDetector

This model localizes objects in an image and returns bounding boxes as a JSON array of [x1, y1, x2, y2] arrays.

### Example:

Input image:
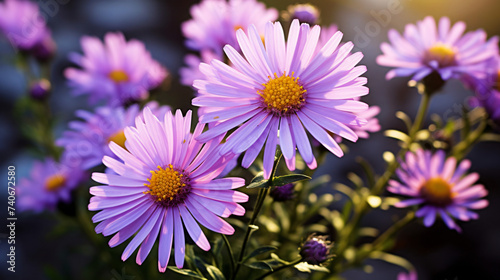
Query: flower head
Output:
[[180, 50, 222, 88], [19, 158, 86, 213], [29, 79, 51, 100], [300, 234, 332, 265], [270, 183, 295, 201], [89, 109, 248, 271], [193, 20, 369, 179], [463, 57, 500, 126], [57, 101, 170, 170], [0, 0, 55, 60], [64, 32, 168, 106], [377, 16, 499, 81], [282, 4, 320, 26], [182, 0, 278, 56], [388, 149, 488, 232]]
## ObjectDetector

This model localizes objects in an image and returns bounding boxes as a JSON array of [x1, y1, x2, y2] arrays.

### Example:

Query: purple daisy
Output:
[[0, 0, 55, 59], [463, 57, 500, 126], [182, 0, 278, 56], [351, 103, 380, 139], [89, 109, 248, 271], [377, 16, 499, 81], [388, 149, 488, 232], [193, 20, 369, 178], [180, 50, 222, 88], [57, 101, 170, 170], [18, 157, 86, 213], [64, 32, 168, 106]]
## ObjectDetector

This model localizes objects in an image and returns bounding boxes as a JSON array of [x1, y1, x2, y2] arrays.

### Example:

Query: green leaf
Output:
[[244, 261, 273, 271], [271, 174, 311, 187], [206, 265, 226, 280], [168, 267, 208, 280], [384, 129, 410, 143], [242, 246, 277, 263], [247, 173, 270, 189], [294, 262, 330, 273]]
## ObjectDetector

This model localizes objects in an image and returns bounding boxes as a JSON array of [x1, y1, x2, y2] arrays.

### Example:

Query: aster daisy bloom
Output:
[[19, 158, 86, 213], [89, 109, 248, 271], [57, 101, 170, 170], [64, 32, 168, 106], [180, 50, 222, 88], [193, 20, 369, 178], [351, 104, 380, 139], [388, 149, 488, 232], [463, 57, 500, 126], [377, 16, 499, 81], [182, 0, 278, 56], [0, 0, 55, 59]]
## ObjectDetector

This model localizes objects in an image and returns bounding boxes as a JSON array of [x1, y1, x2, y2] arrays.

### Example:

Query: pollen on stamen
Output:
[[144, 164, 191, 207], [420, 177, 455, 206], [424, 43, 457, 67], [258, 71, 307, 115]]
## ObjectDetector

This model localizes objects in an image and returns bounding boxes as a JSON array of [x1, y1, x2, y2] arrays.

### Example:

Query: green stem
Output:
[[255, 258, 303, 280], [370, 211, 415, 251], [232, 151, 281, 280], [222, 234, 235, 277], [332, 91, 431, 272], [452, 116, 488, 161]]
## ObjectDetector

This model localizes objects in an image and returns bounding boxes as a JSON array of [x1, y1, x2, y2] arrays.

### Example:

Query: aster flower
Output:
[[180, 50, 221, 88], [0, 0, 55, 60], [64, 32, 168, 106], [193, 20, 369, 179], [19, 158, 86, 213], [299, 234, 332, 265], [182, 0, 278, 56], [377, 16, 499, 81], [282, 3, 320, 26], [351, 104, 380, 139], [388, 149, 488, 232], [89, 109, 248, 271], [463, 57, 500, 126], [57, 101, 170, 170]]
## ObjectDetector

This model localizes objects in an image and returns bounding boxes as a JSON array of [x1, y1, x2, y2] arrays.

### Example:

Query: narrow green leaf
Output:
[[244, 261, 273, 271], [247, 173, 270, 189], [272, 174, 311, 187], [206, 265, 226, 280], [168, 267, 208, 280], [242, 246, 277, 263]]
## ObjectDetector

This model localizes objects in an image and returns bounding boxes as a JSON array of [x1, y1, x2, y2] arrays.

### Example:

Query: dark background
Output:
[[0, 0, 499, 279]]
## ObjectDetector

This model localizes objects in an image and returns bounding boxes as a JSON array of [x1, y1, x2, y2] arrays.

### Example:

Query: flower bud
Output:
[[300, 234, 333, 265], [30, 79, 51, 100], [282, 4, 320, 26]]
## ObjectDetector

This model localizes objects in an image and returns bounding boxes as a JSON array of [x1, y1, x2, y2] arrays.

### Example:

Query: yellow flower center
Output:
[[144, 164, 189, 204], [424, 43, 457, 67], [108, 70, 129, 83], [420, 177, 454, 206], [45, 174, 66, 192], [107, 130, 127, 150], [259, 72, 307, 114], [234, 25, 244, 31]]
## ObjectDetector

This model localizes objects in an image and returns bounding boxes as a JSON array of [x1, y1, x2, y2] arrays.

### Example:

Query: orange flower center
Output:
[[259, 72, 306, 114], [108, 70, 129, 83], [107, 130, 127, 150], [144, 164, 188, 203], [424, 43, 457, 67], [45, 174, 66, 192], [420, 177, 454, 206]]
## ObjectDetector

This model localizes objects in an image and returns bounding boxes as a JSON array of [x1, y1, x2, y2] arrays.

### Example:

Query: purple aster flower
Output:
[[57, 101, 170, 170], [351, 103, 381, 139], [282, 4, 320, 26], [64, 32, 168, 106], [300, 234, 332, 265], [0, 0, 55, 59], [388, 149, 488, 232], [89, 109, 248, 271], [193, 20, 369, 179], [397, 270, 418, 280], [463, 57, 500, 126], [180, 50, 222, 88], [377, 16, 499, 81], [18, 157, 86, 213], [182, 0, 278, 56]]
